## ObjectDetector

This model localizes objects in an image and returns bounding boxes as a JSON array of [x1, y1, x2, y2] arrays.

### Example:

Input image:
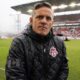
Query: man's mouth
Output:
[[39, 25, 48, 30]]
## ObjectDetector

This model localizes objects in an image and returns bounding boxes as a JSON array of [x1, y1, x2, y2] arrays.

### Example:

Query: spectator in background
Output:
[[5, 2, 69, 80]]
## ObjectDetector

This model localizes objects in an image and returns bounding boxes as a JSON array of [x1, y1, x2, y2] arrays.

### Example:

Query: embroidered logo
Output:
[[49, 47, 58, 57]]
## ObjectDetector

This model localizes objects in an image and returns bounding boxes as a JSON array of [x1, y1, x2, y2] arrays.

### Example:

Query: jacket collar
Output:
[[23, 25, 53, 43]]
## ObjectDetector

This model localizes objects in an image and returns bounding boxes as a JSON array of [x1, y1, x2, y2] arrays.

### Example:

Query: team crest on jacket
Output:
[[49, 47, 58, 57]]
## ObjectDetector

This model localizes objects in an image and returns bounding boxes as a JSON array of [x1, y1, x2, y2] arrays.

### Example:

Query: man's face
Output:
[[30, 7, 54, 36]]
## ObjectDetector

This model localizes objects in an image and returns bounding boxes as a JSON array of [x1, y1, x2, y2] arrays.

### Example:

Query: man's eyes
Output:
[[46, 16, 52, 20], [36, 16, 43, 19], [36, 16, 52, 20]]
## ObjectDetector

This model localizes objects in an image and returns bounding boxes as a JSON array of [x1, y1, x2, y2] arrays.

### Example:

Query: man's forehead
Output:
[[32, 7, 54, 17], [35, 7, 53, 12], [34, 8, 53, 14]]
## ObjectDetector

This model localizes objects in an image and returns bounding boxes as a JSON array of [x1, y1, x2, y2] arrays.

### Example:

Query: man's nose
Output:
[[41, 17, 47, 23]]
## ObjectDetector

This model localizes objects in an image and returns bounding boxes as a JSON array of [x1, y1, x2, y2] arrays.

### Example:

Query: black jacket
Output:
[[5, 26, 69, 80]]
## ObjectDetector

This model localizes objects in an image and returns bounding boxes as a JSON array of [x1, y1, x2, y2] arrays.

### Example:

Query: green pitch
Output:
[[0, 38, 80, 80], [65, 40, 80, 80], [0, 38, 12, 80]]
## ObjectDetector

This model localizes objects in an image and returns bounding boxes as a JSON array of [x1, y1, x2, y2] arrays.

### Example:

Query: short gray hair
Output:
[[33, 2, 52, 10], [32, 2, 52, 16]]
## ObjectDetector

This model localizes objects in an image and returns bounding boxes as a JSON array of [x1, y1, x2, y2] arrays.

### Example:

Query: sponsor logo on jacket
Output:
[[49, 47, 58, 57]]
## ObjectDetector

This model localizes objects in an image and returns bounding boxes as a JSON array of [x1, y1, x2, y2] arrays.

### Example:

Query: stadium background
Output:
[[0, 0, 80, 80], [11, 0, 80, 40]]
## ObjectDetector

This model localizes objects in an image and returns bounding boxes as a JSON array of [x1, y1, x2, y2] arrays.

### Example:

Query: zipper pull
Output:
[[44, 48, 46, 53]]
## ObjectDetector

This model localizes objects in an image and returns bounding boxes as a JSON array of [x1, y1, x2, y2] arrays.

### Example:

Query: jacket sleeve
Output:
[[5, 38, 28, 80], [56, 41, 69, 80]]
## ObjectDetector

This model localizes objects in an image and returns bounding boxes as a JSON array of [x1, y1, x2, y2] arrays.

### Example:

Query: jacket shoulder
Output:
[[53, 36, 64, 43], [53, 36, 65, 49], [13, 32, 29, 43]]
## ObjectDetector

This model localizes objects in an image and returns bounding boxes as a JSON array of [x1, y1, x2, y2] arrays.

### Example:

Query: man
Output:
[[5, 2, 69, 80]]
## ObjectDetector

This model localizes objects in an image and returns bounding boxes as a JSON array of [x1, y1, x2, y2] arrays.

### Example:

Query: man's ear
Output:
[[52, 20, 54, 25], [29, 17, 33, 24]]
